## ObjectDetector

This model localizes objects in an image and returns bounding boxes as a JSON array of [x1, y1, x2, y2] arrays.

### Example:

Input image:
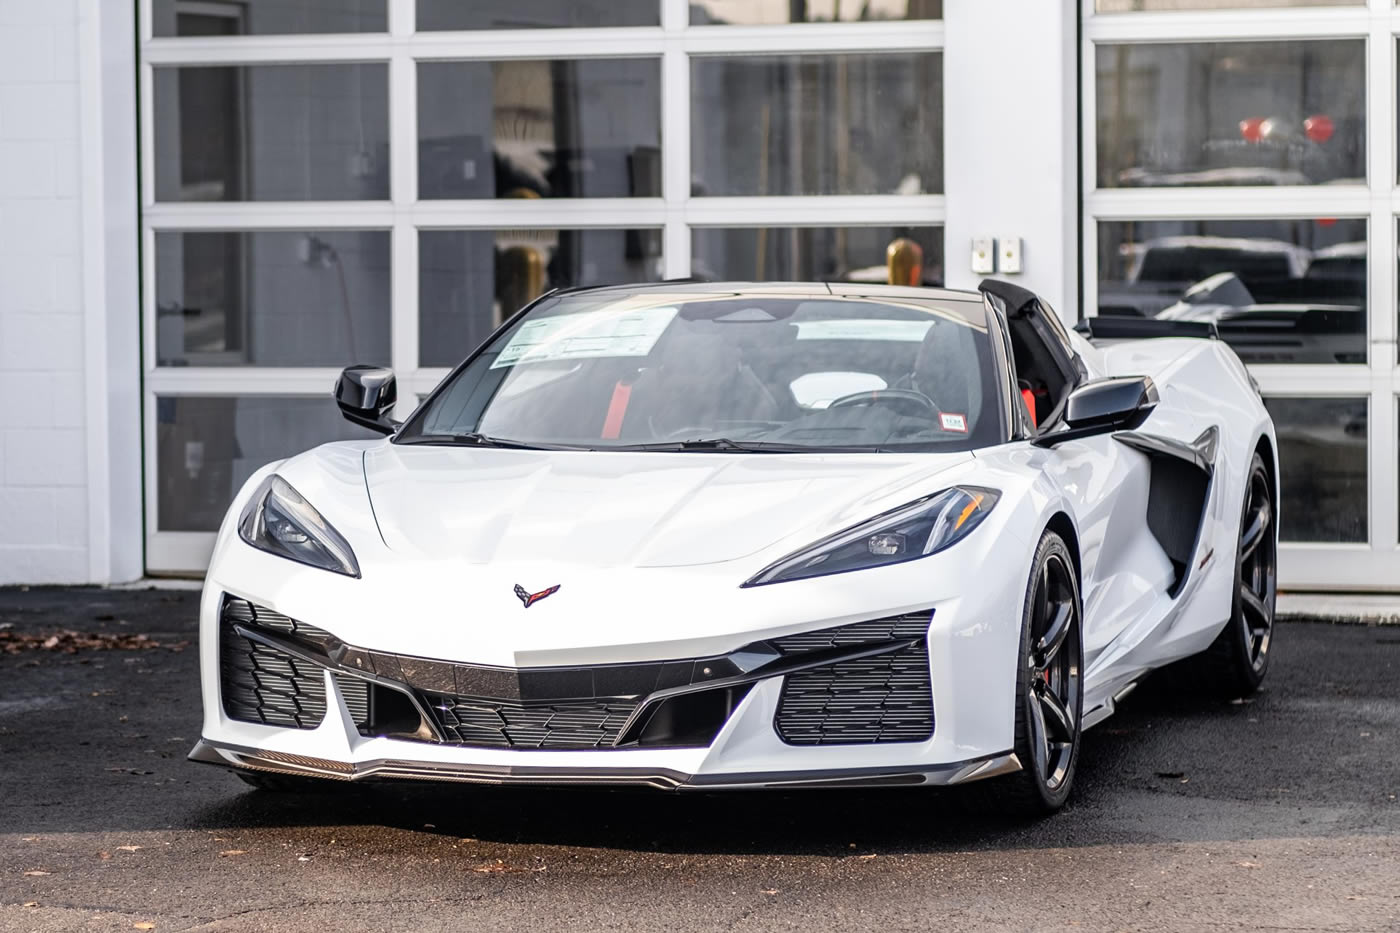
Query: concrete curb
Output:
[[1277, 593, 1400, 625]]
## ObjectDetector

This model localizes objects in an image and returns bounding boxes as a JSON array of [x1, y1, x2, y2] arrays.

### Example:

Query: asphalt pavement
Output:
[[1, 586, 1396, 933]]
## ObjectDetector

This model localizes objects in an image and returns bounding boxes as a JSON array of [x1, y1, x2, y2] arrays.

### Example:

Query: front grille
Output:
[[427, 694, 640, 749], [219, 598, 368, 730], [772, 612, 934, 746]]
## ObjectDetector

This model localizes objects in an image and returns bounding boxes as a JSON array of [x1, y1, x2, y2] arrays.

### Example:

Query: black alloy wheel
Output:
[[1201, 451, 1276, 695], [991, 529, 1084, 816]]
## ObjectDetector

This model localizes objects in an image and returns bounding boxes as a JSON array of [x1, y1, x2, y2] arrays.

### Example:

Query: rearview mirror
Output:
[[1034, 376, 1157, 447], [335, 365, 398, 435]]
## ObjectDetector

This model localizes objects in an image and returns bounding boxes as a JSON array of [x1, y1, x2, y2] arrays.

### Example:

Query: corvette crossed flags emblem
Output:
[[514, 583, 560, 609]]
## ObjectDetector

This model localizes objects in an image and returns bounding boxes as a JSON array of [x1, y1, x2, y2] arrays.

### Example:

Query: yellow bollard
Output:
[[498, 245, 546, 324], [886, 237, 924, 287]]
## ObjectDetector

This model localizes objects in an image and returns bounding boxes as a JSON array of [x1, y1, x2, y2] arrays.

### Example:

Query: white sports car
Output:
[[190, 279, 1278, 815]]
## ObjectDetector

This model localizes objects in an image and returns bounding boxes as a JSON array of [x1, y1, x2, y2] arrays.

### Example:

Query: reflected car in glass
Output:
[[191, 280, 1278, 816]]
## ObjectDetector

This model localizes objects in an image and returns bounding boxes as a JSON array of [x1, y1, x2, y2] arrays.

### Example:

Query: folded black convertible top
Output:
[[1074, 317, 1219, 341]]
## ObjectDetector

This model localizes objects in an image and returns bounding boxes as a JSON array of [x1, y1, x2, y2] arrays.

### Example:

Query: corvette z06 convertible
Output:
[[191, 279, 1278, 815]]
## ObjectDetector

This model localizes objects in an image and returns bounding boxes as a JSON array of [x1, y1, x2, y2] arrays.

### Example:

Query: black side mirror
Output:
[[1034, 376, 1157, 447], [335, 365, 399, 435]]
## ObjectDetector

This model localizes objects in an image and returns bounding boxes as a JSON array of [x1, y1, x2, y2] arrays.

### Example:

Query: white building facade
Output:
[[0, 0, 1395, 589]]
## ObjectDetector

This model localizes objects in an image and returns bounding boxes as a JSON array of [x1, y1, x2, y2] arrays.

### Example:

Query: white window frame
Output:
[[1082, 0, 1400, 589], [137, 0, 947, 573]]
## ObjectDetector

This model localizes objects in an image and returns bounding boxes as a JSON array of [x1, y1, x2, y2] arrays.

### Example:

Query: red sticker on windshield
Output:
[[940, 413, 968, 433]]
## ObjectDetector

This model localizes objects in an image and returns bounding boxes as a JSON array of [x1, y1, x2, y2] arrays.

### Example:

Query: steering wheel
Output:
[[827, 389, 941, 420]]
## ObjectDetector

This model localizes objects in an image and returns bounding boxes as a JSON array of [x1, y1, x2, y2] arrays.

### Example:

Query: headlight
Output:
[[237, 475, 361, 578], [744, 486, 1000, 586]]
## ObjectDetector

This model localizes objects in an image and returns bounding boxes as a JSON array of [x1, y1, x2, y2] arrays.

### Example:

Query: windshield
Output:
[[398, 289, 1001, 452]]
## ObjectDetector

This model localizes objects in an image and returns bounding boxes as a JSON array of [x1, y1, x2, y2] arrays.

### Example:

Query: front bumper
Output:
[[196, 497, 1037, 790]]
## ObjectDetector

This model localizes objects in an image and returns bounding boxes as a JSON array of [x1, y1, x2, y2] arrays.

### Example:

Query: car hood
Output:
[[361, 445, 975, 569]]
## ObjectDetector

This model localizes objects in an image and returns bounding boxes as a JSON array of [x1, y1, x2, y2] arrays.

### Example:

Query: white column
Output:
[[80, 0, 142, 582], [942, 0, 1079, 320]]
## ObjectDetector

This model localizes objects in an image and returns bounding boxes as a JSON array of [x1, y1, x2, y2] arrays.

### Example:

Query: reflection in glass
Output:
[[154, 231, 391, 368], [418, 229, 664, 367], [693, 226, 944, 284], [156, 397, 378, 532], [1263, 397, 1367, 543], [1096, 41, 1364, 188], [152, 0, 386, 36], [691, 53, 942, 196], [1097, 219, 1366, 364], [1098, 0, 1356, 9], [418, 60, 661, 200], [418, 0, 657, 29], [691, 0, 941, 24], [153, 64, 389, 202]]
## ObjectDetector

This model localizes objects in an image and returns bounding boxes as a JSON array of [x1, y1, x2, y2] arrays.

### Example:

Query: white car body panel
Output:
[[193, 297, 1275, 791]]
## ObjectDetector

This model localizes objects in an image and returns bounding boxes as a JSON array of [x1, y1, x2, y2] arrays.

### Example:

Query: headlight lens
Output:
[[744, 486, 1000, 586], [237, 475, 361, 578]]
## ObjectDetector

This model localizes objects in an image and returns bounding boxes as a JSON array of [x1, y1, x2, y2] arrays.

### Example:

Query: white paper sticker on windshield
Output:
[[795, 320, 934, 342], [491, 307, 679, 369]]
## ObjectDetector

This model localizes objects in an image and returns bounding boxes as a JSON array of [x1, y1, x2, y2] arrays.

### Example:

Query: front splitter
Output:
[[189, 738, 1020, 791]]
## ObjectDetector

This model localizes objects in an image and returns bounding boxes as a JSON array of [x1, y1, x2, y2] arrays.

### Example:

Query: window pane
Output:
[[1098, 0, 1356, 9], [1096, 41, 1364, 188], [1264, 397, 1367, 543], [152, 0, 386, 36], [419, 229, 664, 367], [153, 64, 389, 202], [156, 396, 378, 532], [691, 0, 941, 24], [154, 231, 391, 368], [1097, 219, 1366, 365], [417, 0, 657, 29], [693, 226, 944, 284], [691, 53, 942, 196], [418, 60, 661, 200]]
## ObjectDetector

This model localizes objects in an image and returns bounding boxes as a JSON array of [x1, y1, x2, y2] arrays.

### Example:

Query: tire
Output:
[[1197, 451, 1276, 697], [986, 529, 1085, 817]]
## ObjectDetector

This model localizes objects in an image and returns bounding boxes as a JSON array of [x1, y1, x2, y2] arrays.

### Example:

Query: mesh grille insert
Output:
[[427, 695, 640, 750], [772, 612, 934, 746]]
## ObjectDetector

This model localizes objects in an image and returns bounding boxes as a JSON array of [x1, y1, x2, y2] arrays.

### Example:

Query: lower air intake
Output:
[[219, 597, 368, 730], [427, 695, 640, 750], [772, 613, 934, 746]]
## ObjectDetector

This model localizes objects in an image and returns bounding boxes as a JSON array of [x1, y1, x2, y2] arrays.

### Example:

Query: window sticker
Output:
[[939, 412, 968, 433], [794, 320, 934, 342], [492, 307, 679, 369]]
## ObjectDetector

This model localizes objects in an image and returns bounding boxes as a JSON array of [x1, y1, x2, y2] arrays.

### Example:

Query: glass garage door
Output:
[[1083, 0, 1400, 589], [138, 0, 946, 573]]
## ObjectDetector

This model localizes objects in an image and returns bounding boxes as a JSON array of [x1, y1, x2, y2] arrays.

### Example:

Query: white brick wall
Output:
[[0, 0, 91, 582]]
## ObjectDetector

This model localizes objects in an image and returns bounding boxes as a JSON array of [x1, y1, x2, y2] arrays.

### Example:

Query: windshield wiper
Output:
[[396, 432, 573, 451], [604, 438, 876, 453]]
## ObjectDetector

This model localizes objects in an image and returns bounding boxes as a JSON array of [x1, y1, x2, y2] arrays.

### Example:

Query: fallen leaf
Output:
[[1236, 861, 1258, 868], [98, 851, 111, 860], [22, 836, 38, 842], [134, 924, 156, 931], [23, 870, 50, 877], [116, 845, 142, 852], [219, 850, 246, 857]]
